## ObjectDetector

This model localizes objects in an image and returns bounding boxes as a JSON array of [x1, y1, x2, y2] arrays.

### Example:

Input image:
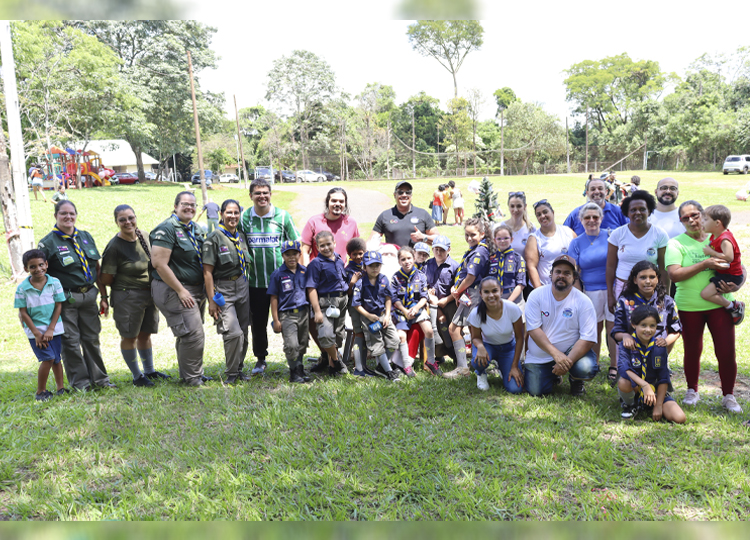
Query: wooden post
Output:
[[234, 95, 249, 190], [585, 108, 589, 174], [566, 117, 570, 174], [187, 50, 207, 204], [412, 106, 416, 178], [500, 109, 504, 176]]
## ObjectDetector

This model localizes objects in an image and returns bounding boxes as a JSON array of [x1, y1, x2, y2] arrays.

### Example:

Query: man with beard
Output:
[[300, 187, 360, 264], [650, 177, 684, 239], [524, 255, 599, 397], [564, 178, 628, 236]]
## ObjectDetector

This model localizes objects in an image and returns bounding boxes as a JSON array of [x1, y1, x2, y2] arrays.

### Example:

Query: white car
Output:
[[722, 155, 750, 175], [143, 171, 157, 180], [296, 169, 326, 183], [219, 173, 239, 183]]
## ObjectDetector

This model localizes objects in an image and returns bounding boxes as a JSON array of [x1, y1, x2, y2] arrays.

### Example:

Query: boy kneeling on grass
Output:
[[352, 251, 400, 381], [14, 249, 69, 401], [617, 305, 686, 423], [269, 240, 311, 384]]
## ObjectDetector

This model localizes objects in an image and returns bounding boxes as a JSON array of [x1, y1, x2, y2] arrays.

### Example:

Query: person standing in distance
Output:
[[239, 178, 301, 375]]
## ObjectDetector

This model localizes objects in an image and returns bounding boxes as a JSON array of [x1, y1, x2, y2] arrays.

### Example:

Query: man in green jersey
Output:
[[239, 179, 301, 374]]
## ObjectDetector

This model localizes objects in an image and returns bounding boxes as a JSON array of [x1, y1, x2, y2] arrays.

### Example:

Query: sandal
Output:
[[607, 366, 618, 387]]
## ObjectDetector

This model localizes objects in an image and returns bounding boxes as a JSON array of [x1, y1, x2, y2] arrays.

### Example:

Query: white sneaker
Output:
[[722, 394, 743, 413], [683, 389, 700, 406], [476, 373, 489, 391]]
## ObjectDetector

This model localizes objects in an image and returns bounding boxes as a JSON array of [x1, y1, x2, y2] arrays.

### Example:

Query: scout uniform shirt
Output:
[[618, 343, 671, 390], [202, 228, 249, 280], [101, 236, 151, 290], [305, 252, 347, 295], [488, 249, 526, 301], [454, 242, 490, 292], [149, 216, 205, 286], [352, 274, 393, 316], [390, 268, 428, 311], [267, 264, 309, 312], [38, 229, 100, 291], [423, 255, 459, 299], [612, 293, 681, 342]]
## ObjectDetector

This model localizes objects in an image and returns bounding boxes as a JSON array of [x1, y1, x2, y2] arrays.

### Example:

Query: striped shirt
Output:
[[14, 275, 66, 339], [239, 205, 300, 289]]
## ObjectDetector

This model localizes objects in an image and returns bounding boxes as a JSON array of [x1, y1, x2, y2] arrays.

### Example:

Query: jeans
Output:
[[524, 348, 599, 397], [471, 340, 523, 394], [207, 218, 219, 234]]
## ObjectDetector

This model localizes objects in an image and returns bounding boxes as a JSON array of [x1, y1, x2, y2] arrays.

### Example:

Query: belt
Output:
[[319, 291, 346, 298], [222, 274, 242, 281], [281, 307, 305, 314], [65, 285, 94, 294]]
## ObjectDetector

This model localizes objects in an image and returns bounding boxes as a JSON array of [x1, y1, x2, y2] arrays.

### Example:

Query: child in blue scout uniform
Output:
[[344, 237, 373, 377], [423, 235, 458, 369], [352, 251, 400, 381], [15, 249, 68, 401], [269, 240, 311, 383], [413, 242, 430, 272], [390, 246, 440, 377], [617, 305, 686, 423], [489, 223, 526, 305], [445, 217, 493, 379], [306, 231, 349, 376], [612, 261, 681, 357]]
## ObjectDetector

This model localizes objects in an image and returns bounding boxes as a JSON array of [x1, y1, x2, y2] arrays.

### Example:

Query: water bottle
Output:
[[213, 292, 226, 307]]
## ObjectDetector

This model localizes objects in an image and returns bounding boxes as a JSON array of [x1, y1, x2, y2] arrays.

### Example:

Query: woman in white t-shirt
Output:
[[450, 180, 465, 225], [525, 200, 576, 288], [469, 277, 524, 393], [503, 191, 535, 255], [606, 190, 669, 313]]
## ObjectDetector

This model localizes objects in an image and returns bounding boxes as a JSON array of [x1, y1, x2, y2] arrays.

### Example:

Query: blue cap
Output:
[[363, 250, 382, 266], [432, 235, 450, 250], [280, 240, 301, 254], [414, 242, 430, 254]]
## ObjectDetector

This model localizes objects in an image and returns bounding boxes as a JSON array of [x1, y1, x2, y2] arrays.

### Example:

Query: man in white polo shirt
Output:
[[525, 255, 599, 397]]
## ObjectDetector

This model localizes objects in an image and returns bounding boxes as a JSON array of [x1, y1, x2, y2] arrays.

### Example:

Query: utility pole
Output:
[[500, 109, 505, 176], [233, 95, 249, 190], [566, 117, 571, 174], [643, 131, 648, 171], [436, 123, 440, 178], [0, 21, 33, 280], [187, 50, 207, 204], [585, 108, 589, 174], [411, 105, 416, 178]]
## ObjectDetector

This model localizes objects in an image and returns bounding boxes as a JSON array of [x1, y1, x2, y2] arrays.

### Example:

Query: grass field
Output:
[[0, 172, 749, 520]]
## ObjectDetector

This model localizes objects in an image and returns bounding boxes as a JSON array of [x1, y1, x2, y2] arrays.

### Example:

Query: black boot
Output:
[[289, 365, 305, 383], [297, 363, 310, 382]]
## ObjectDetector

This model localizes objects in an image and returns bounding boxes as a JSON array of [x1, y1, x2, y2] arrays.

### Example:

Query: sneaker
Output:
[[133, 375, 155, 387], [251, 359, 267, 375], [722, 394, 743, 413], [334, 359, 349, 375], [55, 388, 70, 396], [352, 368, 376, 378], [683, 389, 700, 406], [145, 371, 171, 380], [327, 365, 345, 377], [386, 370, 400, 382], [99, 382, 117, 389], [363, 366, 379, 377], [310, 360, 328, 373], [403, 366, 416, 378], [238, 371, 252, 381], [35, 390, 53, 402], [442, 366, 471, 379], [570, 379, 585, 397], [425, 362, 443, 376], [296, 365, 311, 382], [620, 400, 637, 419], [476, 373, 489, 391], [373, 364, 390, 379], [731, 301, 745, 325], [223, 374, 238, 386]]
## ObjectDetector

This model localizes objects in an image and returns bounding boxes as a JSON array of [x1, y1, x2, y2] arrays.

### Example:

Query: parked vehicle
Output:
[[111, 172, 140, 185], [723, 155, 750, 175], [191, 170, 214, 185], [297, 169, 326, 183], [219, 173, 239, 183], [143, 171, 157, 180], [275, 170, 296, 183], [316, 169, 340, 182]]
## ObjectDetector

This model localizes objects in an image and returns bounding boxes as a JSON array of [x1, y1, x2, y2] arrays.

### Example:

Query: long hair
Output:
[[323, 187, 350, 215], [621, 260, 665, 309], [507, 192, 535, 232], [114, 204, 151, 260], [465, 217, 495, 255], [475, 276, 502, 324]]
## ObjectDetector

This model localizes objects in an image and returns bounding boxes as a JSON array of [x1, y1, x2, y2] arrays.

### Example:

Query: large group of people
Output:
[[14, 175, 748, 424]]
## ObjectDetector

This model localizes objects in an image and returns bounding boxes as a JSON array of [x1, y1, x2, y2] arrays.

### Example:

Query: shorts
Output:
[[363, 317, 400, 357], [29, 335, 63, 363], [585, 289, 615, 323], [709, 272, 743, 287], [348, 305, 364, 334], [111, 289, 160, 338], [393, 306, 430, 331], [31, 180, 43, 188]]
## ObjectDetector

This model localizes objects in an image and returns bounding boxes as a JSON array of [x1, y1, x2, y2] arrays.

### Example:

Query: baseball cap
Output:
[[432, 235, 450, 250], [363, 251, 383, 266], [414, 242, 430, 254], [395, 181, 413, 192], [599, 172, 610, 179], [280, 240, 301, 254], [551, 254, 576, 270]]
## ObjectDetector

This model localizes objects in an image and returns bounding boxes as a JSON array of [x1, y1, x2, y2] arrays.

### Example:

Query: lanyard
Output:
[[217, 224, 247, 279], [53, 225, 92, 281]]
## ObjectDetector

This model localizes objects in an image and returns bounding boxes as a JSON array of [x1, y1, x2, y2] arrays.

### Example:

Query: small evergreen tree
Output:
[[473, 176, 499, 221]]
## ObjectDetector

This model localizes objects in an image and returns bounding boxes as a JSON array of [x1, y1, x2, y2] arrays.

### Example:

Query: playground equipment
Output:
[[41, 147, 114, 188]]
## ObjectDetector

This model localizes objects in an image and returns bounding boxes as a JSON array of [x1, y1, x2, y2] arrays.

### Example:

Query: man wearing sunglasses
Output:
[[650, 177, 684, 239], [563, 178, 628, 236], [369, 181, 438, 249]]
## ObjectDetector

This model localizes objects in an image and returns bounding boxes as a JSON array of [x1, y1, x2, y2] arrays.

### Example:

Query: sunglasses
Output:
[[533, 199, 549, 209], [508, 191, 526, 199], [396, 190, 412, 196], [679, 212, 702, 223]]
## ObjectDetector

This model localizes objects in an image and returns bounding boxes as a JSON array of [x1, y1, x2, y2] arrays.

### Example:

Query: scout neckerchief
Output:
[[53, 225, 92, 281], [633, 291, 650, 306], [454, 239, 489, 287], [415, 261, 425, 272], [171, 214, 202, 268], [397, 267, 419, 309], [217, 223, 247, 278], [632, 332, 656, 390], [495, 247, 513, 285]]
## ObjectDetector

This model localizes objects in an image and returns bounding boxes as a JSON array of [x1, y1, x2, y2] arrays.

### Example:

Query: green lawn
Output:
[[0, 174, 749, 520]]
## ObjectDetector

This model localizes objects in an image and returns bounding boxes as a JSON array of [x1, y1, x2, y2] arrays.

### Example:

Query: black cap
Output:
[[395, 181, 413, 191], [551, 254, 576, 271]]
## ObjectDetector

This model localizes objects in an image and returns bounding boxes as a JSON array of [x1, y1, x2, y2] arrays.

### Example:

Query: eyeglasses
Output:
[[582, 215, 601, 221], [396, 190, 412, 196], [679, 212, 702, 223], [179, 202, 197, 209], [533, 199, 548, 209], [658, 186, 679, 192]]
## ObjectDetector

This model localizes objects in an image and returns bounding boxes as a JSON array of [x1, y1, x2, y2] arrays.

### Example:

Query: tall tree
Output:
[[441, 97, 472, 173], [266, 50, 336, 170], [467, 88, 484, 174], [406, 20, 483, 98], [504, 101, 565, 174]]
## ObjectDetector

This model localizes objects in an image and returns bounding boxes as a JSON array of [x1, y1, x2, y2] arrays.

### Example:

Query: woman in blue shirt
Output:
[[568, 202, 617, 384]]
